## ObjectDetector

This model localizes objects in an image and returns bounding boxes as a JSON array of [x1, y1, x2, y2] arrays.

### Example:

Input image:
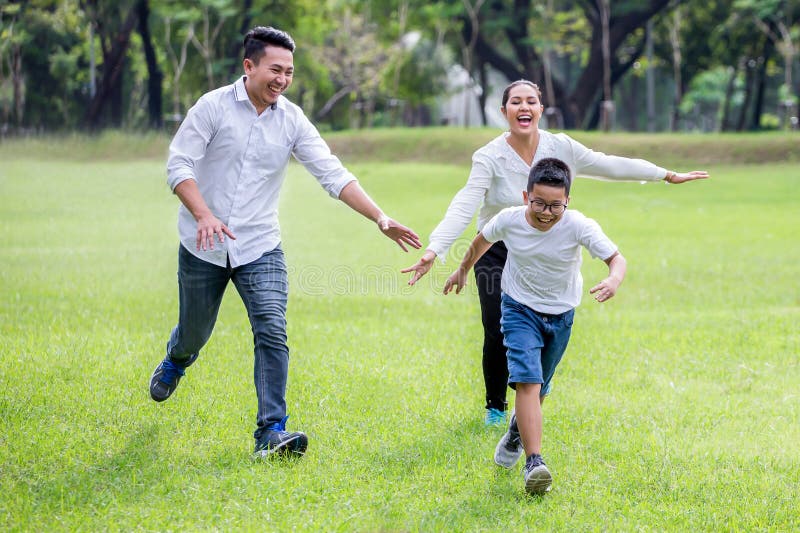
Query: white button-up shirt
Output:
[[167, 76, 357, 267]]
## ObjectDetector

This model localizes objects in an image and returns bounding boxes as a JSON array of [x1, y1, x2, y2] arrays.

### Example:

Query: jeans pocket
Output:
[[562, 309, 575, 328]]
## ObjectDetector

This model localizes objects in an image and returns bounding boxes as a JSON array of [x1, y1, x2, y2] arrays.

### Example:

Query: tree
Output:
[[655, 0, 735, 130], [82, 0, 139, 129], [0, 1, 26, 129], [1, 0, 90, 131], [711, 2, 784, 130], [188, 0, 236, 91], [458, 0, 486, 126], [737, 0, 800, 128], [451, 0, 673, 128], [137, 0, 162, 128], [311, 6, 389, 128]]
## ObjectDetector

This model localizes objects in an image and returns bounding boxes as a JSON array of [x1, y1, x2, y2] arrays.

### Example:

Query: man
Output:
[[150, 26, 421, 458]]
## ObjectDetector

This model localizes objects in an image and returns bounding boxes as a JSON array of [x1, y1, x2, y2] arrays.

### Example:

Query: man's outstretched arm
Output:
[[338, 181, 422, 252]]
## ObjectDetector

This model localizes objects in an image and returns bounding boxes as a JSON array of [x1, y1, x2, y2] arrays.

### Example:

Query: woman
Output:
[[402, 80, 708, 426]]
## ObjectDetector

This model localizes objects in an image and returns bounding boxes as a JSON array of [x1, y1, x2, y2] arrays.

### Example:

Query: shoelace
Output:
[[159, 359, 186, 385], [505, 416, 522, 450], [506, 433, 521, 451], [266, 415, 290, 433], [526, 455, 545, 469]]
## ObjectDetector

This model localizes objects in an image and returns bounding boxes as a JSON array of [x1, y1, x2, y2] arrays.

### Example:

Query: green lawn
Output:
[[1, 134, 798, 531]]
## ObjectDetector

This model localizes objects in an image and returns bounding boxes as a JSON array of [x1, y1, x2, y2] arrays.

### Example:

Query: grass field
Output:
[[1, 131, 799, 531]]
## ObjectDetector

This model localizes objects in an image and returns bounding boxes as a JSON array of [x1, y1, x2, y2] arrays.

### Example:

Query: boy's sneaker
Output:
[[494, 411, 524, 468], [484, 407, 507, 427], [523, 454, 552, 495], [254, 416, 308, 458], [149, 354, 197, 402]]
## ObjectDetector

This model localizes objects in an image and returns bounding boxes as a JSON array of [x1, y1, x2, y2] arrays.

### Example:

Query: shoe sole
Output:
[[254, 434, 308, 459], [525, 467, 553, 495]]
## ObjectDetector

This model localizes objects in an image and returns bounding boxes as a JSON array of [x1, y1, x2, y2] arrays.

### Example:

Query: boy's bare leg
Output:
[[515, 383, 543, 456]]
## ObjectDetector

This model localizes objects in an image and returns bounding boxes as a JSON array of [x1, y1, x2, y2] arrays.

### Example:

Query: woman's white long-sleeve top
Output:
[[427, 130, 668, 259]]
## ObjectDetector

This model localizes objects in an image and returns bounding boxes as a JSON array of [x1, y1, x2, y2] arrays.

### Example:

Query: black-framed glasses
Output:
[[529, 199, 567, 215]]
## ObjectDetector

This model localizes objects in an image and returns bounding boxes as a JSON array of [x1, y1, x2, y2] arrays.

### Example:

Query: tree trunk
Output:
[[460, 0, 486, 128], [626, 72, 639, 131], [11, 44, 23, 128], [86, 8, 139, 129], [669, 7, 682, 132], [478, 60, 488, 126], [227, 0, 253, 79], [736, 58, 756, 131], [110, 65, 124, 126], [750, 37, 774, 131], [584, 31, 647, 131], [137, 0, 163, 128], [599, 0, 613, 132], [646, 20, 655, 132], [720, 64, 738, 132], [567, 0, 671, 128]]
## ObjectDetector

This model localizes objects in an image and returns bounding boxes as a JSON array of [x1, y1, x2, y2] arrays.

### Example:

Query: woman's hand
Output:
[[666, 170, 710, 184]]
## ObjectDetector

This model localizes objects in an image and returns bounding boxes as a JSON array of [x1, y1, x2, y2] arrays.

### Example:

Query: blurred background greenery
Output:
[[1, 0, 798, 136]]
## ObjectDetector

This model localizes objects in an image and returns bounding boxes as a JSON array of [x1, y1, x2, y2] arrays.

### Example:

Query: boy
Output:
[[443, 157, 626, 495]]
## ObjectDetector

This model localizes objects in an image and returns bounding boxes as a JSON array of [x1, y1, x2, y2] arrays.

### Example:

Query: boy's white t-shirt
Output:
[[481, 207, 618, 314]]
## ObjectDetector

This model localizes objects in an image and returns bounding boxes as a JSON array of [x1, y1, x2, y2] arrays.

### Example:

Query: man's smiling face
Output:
[[244, 45, 294, 112]]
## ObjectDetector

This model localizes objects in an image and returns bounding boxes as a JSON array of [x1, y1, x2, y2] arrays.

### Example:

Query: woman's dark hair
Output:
[[501, 80, 542, 108], [243, 26, 295, 63], [527, 158, 572, 195]]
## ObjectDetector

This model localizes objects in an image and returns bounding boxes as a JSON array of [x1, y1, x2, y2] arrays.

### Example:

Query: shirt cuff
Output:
[[427, 243, 448, 263], [332, 176, 358, 199], [168, 173, 195, 192]]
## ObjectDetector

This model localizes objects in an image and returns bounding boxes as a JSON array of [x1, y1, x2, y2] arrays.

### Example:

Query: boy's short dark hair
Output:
[[244, 26, 295, 63], [527, 158, 572, 195]]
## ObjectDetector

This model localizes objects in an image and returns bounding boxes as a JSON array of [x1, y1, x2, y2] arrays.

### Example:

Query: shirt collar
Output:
[[235, 76, 286, 111]]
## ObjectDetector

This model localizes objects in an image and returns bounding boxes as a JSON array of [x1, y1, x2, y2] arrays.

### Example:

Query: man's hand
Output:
[[376, 215, 422, 252], [589, 276, 621, 303], [196, 214, 236, 251], [666, 170, 710, 184], [401, 250, 436, 285], [443, 268, 469, 295]]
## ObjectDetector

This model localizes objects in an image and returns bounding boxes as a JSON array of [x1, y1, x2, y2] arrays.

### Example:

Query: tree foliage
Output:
[[0, 0, 798, 133]]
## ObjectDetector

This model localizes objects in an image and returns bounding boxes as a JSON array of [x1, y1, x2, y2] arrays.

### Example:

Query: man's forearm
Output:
[[174, 179, 213, 221], [337, 180, 384, 224], [607, 252, 627, 284]]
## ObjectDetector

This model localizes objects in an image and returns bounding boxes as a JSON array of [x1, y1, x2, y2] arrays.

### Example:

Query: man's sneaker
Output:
[[523, 454, 552, 495], [484, 407, 507, 427], [149, 354, 196, 402], [254, 416, 308, 458], [494, 411, 524, 468]]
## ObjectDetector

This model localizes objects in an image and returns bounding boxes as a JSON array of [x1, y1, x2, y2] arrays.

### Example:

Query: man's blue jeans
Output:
[[166, 244, 289, 440]]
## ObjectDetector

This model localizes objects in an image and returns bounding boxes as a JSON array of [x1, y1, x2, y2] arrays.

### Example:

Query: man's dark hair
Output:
[[243, 26, 295, 63], [527, 158, 572, 195]]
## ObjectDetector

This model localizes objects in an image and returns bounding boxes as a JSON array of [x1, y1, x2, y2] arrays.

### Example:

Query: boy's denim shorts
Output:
[[500, 293, 574, 396]]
